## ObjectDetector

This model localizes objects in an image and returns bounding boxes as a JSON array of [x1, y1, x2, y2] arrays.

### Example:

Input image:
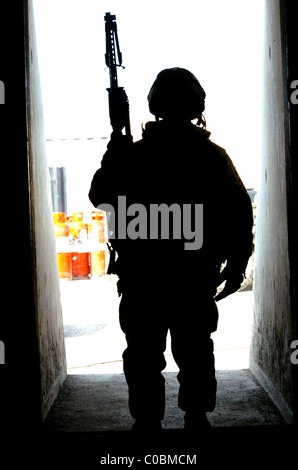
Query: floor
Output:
[[43, 369, 285, 433], [41, 276, 296, 465]]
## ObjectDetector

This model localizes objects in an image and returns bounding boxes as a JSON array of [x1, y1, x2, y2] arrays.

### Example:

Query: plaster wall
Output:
[[25, 1, 67, 419], [250, 0, 293, 423]]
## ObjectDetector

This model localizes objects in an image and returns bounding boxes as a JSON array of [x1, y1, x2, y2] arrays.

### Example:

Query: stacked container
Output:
[[53, 212, 72, 280], [69, 212, 90, 279], [88, 210, 106, 277]]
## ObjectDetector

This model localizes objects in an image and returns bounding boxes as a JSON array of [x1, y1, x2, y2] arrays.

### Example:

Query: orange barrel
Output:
[[88, 210, 106, 277], [53, 212, 72, 280], [71, 252, 90, 279], [90, 251, 106, 277], [69, 212, 88, 239], [56, 252, 72, 280], [88, 210, 106, 243], [69, 212, 90, 279]]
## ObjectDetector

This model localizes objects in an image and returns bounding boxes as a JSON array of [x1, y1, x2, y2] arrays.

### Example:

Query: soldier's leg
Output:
[[119, 290, 168, 422], [170, 296, 218, 415]]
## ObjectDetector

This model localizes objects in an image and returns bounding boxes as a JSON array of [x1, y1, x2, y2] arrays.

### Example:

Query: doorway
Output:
[[33, 0, 263, 374], [28, 0, 296, 430]]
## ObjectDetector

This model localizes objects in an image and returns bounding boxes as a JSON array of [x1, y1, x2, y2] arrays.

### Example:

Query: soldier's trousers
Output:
[[119, 283, 218, 421]]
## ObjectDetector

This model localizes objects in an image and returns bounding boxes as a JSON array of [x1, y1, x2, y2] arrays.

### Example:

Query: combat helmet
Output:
[[148, 67, 206, 121]]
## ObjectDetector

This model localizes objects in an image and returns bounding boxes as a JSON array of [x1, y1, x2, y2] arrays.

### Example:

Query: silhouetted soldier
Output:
[[89, 68, 253, 433]]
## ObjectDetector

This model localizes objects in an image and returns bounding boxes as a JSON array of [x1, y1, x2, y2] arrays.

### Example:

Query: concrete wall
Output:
[[25, 1, 67, 419], [250, 0, 294, 423]]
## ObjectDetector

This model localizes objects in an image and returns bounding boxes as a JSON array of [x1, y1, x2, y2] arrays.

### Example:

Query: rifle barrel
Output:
[[105, 12, 121, 88]]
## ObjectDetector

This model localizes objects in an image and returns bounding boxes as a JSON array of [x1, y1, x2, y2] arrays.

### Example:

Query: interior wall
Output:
[[25, 0, 67, 419], [250, 0, 294, 423], [285, 0, 298, 422]]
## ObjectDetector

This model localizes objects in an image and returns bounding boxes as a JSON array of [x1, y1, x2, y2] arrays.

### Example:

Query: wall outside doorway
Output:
[[15, 0, 297, 428]]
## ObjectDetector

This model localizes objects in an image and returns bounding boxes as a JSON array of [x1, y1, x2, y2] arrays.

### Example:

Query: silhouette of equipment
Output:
[[104, 12, 131, 140]]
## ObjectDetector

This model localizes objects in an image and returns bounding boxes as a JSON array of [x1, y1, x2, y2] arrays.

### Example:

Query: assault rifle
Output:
[[104, 12, 132, 139]]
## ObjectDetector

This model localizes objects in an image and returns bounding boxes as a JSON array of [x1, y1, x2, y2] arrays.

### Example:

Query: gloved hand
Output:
[[214, 265, 244, 301], [108, 87, 130, 134]]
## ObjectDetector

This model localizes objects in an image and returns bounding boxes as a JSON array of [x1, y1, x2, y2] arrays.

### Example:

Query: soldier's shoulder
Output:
[[200, 140, 231, 170], [191, 125, 228, 157], [206, 139, 228, 157]]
